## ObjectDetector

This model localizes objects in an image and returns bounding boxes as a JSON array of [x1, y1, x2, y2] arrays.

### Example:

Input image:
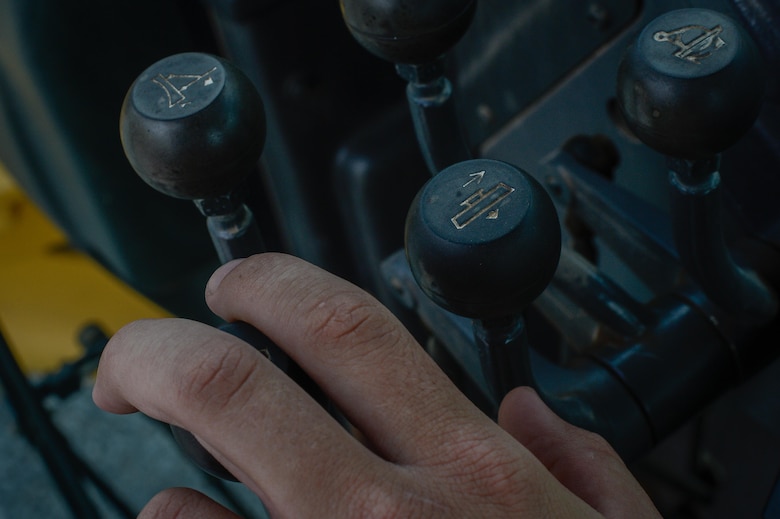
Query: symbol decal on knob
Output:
[[152, 67, 218, 108], [462, 170, 485, 188], [451, 179, 515, 230], [653, 24, 726, 64]]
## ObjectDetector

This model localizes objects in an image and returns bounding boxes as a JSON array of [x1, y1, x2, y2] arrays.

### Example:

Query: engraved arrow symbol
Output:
[[451, 182, 515, 229], [462, 170, 486, 188], [152, 66, 218, 108]]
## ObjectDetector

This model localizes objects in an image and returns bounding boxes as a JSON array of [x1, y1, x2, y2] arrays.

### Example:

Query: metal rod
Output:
[[472, 315, 535, 404], [396, 59, 472, 176], [668, 156, 777, 324], [205, 205, 266, 263], [195, 196, 266, 263]]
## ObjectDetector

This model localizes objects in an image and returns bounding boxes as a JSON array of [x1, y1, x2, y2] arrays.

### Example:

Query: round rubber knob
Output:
[[616, 8, 765, 160], [120, 52, 266, 200], [405, 159, 561, 320], [340, 0, 476, 64]]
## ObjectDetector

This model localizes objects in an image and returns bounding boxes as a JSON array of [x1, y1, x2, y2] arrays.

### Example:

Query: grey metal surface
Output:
[[0, 384, 268, 518]]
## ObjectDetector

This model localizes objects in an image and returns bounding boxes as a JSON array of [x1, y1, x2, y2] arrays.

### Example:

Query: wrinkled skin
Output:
[[93, 253, 661, 519]]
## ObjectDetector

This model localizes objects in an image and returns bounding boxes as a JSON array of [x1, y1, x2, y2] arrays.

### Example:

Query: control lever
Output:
[[404, 158, 560, 404], [391, 156, 747, 456], [617, 8, 777, 323], [120, 52, 266, 262], [340, 0, 476, 175], [119, 52, 316, 481]]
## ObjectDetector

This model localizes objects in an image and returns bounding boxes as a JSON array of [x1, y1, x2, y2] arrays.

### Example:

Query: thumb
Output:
[[498, 387, 661, 519]]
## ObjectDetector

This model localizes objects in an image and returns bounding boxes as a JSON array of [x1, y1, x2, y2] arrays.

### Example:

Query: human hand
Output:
[[93, 253, 661, 518]]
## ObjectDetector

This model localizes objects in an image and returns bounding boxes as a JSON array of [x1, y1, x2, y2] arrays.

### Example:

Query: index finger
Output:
[[92, 317, 388, 518], [205, 253, 497, 466]]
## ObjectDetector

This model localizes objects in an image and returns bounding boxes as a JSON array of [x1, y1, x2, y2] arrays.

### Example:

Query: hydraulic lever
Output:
[[617, 8, 777, 323], [340, 0, 476, 175], [120, 52, 318, 481], [381, 9, 780, 460], [120, 52, 266, 262], [405, 158, 560, 408]]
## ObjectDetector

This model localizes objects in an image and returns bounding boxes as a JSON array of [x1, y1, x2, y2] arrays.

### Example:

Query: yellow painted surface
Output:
[[0, 164, 170, 375]]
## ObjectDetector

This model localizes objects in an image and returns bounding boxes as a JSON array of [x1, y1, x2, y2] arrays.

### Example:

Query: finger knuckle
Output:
[[174, 340, 257, 416], [341, 477, 421, 519], [306, 290, 398, 358], [577, 429, 620, 461], [456, 445, 526, 502], [346, 490, 402, 518], [425, 432, 537, 512], [102, 319, 150, 363], [546, 428, 624, 479]]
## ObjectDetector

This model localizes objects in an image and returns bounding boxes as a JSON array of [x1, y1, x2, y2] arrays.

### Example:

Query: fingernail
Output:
[[206, 258, 245, 296]]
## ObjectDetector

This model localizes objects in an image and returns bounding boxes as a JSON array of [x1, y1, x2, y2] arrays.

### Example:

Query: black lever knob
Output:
[[405, 159, 560, 404], [616, 9, 776, 324], [405, 159, 560, 320], [340, 0, 476, 65], [119, 53, 275, 481], [120, 52, 266, 200], [121, 52, 268, 260], [616, 8, 765, 160]]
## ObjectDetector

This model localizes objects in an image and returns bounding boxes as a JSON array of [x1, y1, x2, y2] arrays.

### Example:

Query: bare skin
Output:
[[93, 253, 661, 518]]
